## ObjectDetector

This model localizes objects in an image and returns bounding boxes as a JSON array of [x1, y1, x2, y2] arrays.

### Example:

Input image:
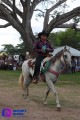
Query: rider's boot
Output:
[[32, 76, 38, 84]]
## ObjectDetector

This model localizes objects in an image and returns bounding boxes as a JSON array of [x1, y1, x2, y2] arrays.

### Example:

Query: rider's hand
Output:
[[46, 48, 50, 52], [41, 49, 45, 53]]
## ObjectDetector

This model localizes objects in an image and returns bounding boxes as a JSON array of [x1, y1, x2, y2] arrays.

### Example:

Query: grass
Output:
[[0, 70, 80, 87], [0, 70, 80, 108], [0, 70, 80, 82], [0, 70, 21, 87], [0, 70, 21, 79], [57, 72, 80, 86]]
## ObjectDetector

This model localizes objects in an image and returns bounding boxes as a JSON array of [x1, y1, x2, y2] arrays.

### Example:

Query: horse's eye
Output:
[[64, 55, 67, 59]]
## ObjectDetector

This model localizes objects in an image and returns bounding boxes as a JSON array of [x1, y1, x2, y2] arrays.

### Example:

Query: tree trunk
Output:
[[21, 31, 35, 54]]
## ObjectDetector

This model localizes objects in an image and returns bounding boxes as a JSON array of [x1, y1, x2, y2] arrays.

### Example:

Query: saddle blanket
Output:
[[28, 56, 52, 76]]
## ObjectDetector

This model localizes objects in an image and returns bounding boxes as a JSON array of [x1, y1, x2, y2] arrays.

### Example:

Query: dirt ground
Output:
[[0, 83, 80, 120]]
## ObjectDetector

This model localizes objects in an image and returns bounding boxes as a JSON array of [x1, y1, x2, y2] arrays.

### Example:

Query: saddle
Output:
[[28, 59, 35, 69], [27, 54, 53, 82], [28, 54, 53, 68]]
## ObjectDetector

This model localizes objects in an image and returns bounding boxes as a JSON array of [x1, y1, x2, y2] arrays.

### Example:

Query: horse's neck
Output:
[[50, 59, 62, 72]]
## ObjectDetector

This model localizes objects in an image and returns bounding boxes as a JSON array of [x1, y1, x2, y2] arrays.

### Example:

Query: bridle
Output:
[[48, 50, 71, 77], [62, 50, 71, 65]]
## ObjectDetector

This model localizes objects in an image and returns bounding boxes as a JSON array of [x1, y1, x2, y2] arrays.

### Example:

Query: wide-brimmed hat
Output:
[[38, 30, 49, 38]]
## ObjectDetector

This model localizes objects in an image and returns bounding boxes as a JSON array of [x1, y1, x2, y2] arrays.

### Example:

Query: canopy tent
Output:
[[53, 46, 80, 57], [0, 52, 8, 56]]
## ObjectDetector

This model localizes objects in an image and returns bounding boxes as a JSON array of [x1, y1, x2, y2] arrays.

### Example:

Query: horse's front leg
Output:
[[51, 84, 61, 111], [54, 89, 61, 111], [46, 77, 61, 111]]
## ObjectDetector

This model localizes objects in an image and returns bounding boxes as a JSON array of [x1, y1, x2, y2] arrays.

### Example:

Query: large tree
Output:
[[0, 0, 80, 52]]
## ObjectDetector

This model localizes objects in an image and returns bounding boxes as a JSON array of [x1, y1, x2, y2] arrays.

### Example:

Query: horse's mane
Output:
[[50, 49, 64, 63]]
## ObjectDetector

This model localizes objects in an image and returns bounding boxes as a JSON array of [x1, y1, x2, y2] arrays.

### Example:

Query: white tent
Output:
[[53, 46, 80, 57]]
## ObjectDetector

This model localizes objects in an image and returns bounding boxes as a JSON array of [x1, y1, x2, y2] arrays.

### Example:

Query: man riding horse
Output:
[[32, 30, 54, 84]]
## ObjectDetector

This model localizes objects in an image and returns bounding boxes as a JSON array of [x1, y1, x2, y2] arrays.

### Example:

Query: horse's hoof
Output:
[[22, 94, 24, 96], [57, 107, 61, 111], [43, 98, 45, 101], [25, 98, 29, 102], [44, 101, 47, 105]]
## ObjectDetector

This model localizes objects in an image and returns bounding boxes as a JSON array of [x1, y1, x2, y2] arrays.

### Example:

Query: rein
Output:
[[48, 68, 59, 78], [48, 50, 69, 77], [48, 50, 63, 77]]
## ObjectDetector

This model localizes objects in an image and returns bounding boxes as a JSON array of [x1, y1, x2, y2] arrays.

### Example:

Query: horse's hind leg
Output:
[[43, 87, 50, 105], [22, 76, 29, 100], [23, 86, 29, 101], [23, 76, 32, 101]]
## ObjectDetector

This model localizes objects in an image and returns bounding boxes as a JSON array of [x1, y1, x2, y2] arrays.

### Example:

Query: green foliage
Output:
[[0, 70, 21, 88], [57, 72, 80, 86], [1, 42, 25, 55], [15, 42, 25, 55], [1, 44, 16, 55], [49, 29, 80, 50]]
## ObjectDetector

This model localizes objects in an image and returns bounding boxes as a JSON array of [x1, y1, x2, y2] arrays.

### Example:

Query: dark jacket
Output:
[[33, 40, 53, 56]]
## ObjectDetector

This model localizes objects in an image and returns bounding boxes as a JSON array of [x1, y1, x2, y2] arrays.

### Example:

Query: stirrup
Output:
[[32, 77, 38, 84]]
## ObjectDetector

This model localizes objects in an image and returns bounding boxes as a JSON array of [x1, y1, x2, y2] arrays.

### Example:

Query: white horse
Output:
[[19, 47, 71, 111]]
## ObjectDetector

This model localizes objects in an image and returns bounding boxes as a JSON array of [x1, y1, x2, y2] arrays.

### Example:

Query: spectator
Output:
[[71, 56, 76, 73], [76, 58, 80, 71]]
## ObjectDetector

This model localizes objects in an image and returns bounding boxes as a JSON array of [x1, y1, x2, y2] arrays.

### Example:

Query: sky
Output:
[[0, 0, 80, 50]]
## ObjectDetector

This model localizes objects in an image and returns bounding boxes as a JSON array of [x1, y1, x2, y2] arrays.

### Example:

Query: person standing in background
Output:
[[71, 56, 76, 73]]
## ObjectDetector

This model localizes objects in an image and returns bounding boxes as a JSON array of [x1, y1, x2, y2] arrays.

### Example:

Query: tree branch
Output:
[[13, 0, 16, 18], [0, 1, 22, 27], [43, 0, 67, 30], [47, 6, 80, 33], [56, 23, 75, 28], [1, 0, 22, 18], [30, 0, 44, 19], [56, 23, 80, 31], [0, 4, 24, 34], [48, 0, 67, 13], [34, 9, 44, 14], [0, 23, 11, 28], [12, 0, 21, 25], [20, 0, 25, 6]]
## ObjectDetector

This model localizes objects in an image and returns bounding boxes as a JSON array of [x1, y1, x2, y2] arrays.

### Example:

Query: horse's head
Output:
[[61, 46, 71, 63], [50, 46, 71, 64], [60, 46, 71, 70], [46, 46, 71, 75]]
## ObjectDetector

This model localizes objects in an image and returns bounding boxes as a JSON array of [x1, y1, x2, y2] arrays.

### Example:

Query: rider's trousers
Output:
[[33, 55, 45, 79]]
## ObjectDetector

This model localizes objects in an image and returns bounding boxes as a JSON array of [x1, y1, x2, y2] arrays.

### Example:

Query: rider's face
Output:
[[41, 35, 47, 41]]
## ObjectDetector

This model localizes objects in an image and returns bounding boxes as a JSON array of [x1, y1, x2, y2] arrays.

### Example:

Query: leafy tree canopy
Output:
[[1, 43, 25, 55], [49, 29, 80, 50]]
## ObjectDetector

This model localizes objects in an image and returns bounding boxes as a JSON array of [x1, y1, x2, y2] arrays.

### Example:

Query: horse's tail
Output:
[[19, 73, 24, 89]]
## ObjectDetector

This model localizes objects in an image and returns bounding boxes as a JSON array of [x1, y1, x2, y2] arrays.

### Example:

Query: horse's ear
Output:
[[64, 46, 66, 49], [63, 46, 66, 51]]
